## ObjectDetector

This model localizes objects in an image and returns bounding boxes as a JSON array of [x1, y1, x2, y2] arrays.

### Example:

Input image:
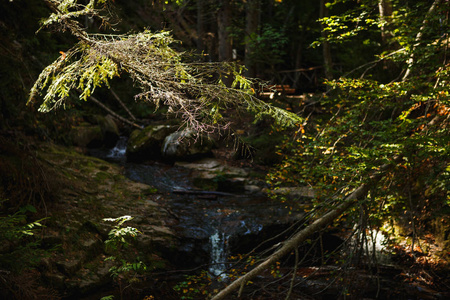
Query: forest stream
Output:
[[79, 137, 444, 300], [90, 137, 304, 279], [81, 138, 450, 300]]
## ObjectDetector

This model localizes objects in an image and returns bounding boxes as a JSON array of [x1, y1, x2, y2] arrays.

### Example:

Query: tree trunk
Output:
[[402, 0, 440, 81], [244, 0, 260, 78], [378, 0, 393, 45], [217, 0, 232, 62], [197, 0, 205, 55], [320, 0, 333, 80]]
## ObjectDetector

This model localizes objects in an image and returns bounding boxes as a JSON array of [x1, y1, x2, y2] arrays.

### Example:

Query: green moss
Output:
[[144, 187, 159, 194], [193, 177, 218, 191], [95, 171, 111, 182]]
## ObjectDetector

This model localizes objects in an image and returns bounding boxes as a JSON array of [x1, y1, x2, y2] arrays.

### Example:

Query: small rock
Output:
[[244, 184, 262, 194], [175, 158, 222, 170], [43, 272, 66, 290], [56, 259, 82, 277]]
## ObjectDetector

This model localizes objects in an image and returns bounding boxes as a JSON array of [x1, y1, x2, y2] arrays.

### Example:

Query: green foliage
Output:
[[103, 216, 147, 299], [246, 24, 289, 66], [312, 0, 382, 48], [103, 215, 140, 252], [28, 0, 302, 134], [0, 199, 48, 272], [269, 0, 450, 237]]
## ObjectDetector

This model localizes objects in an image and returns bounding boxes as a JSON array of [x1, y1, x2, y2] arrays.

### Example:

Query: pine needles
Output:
[[28, 0, 302, 133]]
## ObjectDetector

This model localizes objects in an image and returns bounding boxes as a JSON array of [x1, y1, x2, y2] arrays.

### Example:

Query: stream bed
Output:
[[91, 138, 303, 277], [88, 139, 448, 300]]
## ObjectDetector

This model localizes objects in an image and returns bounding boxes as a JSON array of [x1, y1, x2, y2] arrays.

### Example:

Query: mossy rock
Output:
[[126, 125, 177, 162], [193, 176, 219, 191], [68, 114, 120, 148], [70, 125, 103, 148], [95, 114, 120, 147], [161, 129, 216, 160]]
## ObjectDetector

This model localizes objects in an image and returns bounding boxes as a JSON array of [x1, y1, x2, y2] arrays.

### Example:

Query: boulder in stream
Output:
[[69, 114, 120, 148], [126, 124, 177, 162], [161, 129, 216, 160], [70, 124, 104, 148]]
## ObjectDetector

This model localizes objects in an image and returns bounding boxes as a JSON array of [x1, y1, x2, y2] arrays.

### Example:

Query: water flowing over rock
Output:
[[209, 229, 229, 277], [122, 155, 305, 275], [161, 129, 216, 160], [106, 136, 128, 161]]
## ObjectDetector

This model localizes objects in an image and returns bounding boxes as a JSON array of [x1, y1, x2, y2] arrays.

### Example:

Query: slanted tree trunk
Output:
[[244, 0, 260, 78], [402, 0, 440, 81], [211, 156, 401, 300]]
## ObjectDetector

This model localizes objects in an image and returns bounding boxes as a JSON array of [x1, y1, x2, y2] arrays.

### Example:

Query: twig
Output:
[[402, 0, 441, 81], [285, 248, 299, 300], [76, 89, 143, 129], [110, 88, 137, 121]]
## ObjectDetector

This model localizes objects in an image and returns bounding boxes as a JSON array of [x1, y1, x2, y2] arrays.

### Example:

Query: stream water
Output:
[[89, 139, 446, 299], [91, 138, 301, 277]]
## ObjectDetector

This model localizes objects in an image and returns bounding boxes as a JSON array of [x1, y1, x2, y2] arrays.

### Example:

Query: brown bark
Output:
[[110, 89, 136, 121], [402, 0, 441, 81], [217, 0, 232, 62], [378, 0, 393, 45], [197, 0, 206, 55]]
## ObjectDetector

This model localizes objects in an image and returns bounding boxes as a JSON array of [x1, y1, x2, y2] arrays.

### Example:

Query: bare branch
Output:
[[211, 156, 401, 300]]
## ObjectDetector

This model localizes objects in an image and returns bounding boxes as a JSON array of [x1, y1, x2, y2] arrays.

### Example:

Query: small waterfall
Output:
[[366, 229, 390, 264], [161, 129, 194, 157], [350, 228, 391, 265], [209, 229, 228, 278], [162, 132, 180, 157], [107, 136, 127, 159]]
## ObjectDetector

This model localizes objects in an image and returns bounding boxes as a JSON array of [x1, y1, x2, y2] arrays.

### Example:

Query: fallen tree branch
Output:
[[88, 95, 143, 130], [76, 89, 143, 130], [172, 188, 239, 197], [110, 88, 137, 121], [211, 156, 401, 300]]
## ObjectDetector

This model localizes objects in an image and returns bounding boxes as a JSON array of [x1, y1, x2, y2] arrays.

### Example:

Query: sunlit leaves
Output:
[[312, 7, 380, 47], [269, 1, 450, 234]]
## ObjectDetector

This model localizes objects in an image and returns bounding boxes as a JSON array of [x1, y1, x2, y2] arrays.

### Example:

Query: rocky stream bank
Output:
[[2, 119, 449, 299], [8, 125, 311, 300]]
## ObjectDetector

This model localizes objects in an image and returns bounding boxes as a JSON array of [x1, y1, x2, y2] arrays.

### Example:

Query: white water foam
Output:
[[107, 136, 127, 159], [209, 229, 228, 278]]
